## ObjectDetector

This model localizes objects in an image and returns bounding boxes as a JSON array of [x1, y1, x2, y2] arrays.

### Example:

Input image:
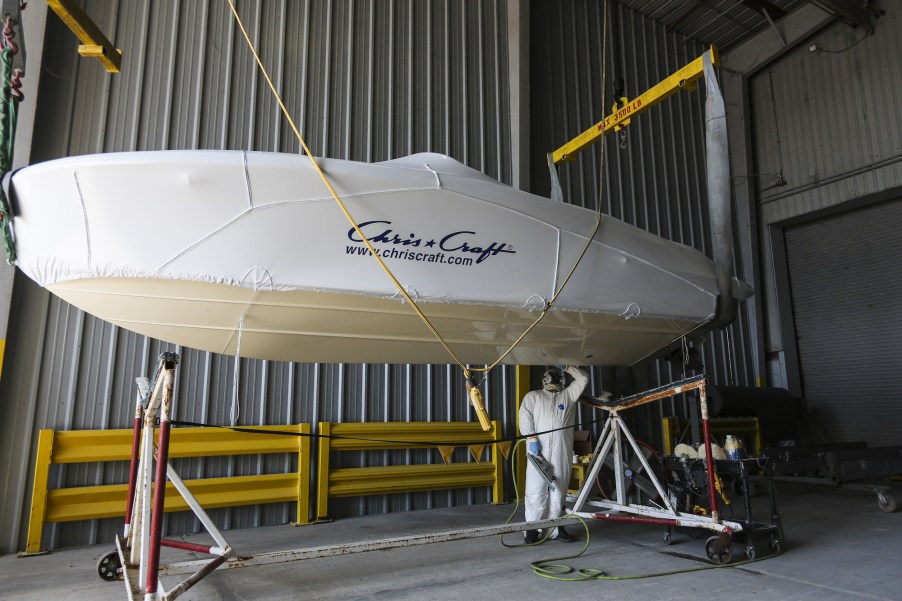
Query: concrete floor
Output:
[[1, 481, 900, 601]]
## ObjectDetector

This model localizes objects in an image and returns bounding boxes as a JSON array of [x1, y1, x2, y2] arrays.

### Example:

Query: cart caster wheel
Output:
[[769, 535, 782, 553], [704, 536, 733, 565], [745, 544, 756, 560], [663, 527, 672, 545], [877, 493, 897, 513], [97, 551, 122, 582]]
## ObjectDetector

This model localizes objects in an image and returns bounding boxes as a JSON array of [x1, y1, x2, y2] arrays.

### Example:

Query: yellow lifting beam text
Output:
[[552, 45, 719, 164]]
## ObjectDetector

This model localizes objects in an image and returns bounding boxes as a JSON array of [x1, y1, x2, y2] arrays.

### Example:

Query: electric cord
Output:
[[497, 439, 605, 579], [498, 439, 585, 550]]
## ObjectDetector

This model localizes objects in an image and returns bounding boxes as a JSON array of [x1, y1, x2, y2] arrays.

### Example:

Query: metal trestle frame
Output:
[[111, 353, 235, 601], [568, 375, 743, 561]]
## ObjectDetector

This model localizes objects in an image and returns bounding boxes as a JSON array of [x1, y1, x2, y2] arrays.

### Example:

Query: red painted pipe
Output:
[[701, 415, 719, 514], [145, 417, 172, 594], [591, 514, 678, 526], [124, 414, 142, 526], [161, 538, 214, 554]]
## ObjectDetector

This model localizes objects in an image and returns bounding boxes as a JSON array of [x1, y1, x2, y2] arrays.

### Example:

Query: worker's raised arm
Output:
[[562, 366, 589, 403]]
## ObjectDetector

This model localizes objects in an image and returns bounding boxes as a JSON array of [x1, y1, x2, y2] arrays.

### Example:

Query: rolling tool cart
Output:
[[663, 454, 783, 562]]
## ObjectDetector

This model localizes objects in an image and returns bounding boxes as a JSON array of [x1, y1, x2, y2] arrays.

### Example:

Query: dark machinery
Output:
[[663, 455, 783, 561]]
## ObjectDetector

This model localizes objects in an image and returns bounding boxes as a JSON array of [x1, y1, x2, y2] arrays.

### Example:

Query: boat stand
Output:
[[568, 375, 746, 564], [99, 353, 236, 601], [97, 353, 586, 596]]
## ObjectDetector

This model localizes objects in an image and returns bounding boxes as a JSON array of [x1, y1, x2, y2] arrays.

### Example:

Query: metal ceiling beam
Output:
[[721, 2, 835, 75], [736, 0, 787, 20], [805, 0, 879, 32], [668, 0, 704, 30]]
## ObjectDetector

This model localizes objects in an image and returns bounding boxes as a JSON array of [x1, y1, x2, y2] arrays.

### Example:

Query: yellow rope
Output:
[[225, 0, 606, 377], [225, 0, 468, 370]]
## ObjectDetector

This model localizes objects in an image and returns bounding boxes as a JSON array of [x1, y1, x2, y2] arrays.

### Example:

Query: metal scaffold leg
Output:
[[100, 353, 235, 601]]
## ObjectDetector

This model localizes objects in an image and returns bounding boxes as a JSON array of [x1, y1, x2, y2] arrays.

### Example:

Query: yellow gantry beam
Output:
[[46, 0, 122, 73], [552, 45, 719, 164]]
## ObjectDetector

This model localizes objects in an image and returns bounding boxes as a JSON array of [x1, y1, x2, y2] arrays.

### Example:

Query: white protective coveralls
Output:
[[519, 366, 589, 532]]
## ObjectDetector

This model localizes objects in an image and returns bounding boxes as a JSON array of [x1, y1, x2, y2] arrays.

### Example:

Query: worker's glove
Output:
[[527, 440, 541, 455]]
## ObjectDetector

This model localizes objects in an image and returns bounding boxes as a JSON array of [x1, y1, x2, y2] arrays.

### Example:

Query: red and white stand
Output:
[[100, 353, 235, 601], [569, 374, 744, 564]]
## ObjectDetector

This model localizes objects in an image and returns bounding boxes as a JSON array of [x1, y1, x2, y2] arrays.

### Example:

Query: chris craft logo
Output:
[[346, 220, 515, 267]]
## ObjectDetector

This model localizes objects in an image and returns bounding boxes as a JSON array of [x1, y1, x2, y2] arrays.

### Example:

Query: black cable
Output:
[[168, 417, 608, 449], [609, 0, 624, 103]]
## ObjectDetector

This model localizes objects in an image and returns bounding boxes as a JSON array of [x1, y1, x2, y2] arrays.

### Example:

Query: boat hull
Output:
[[10, 150, 741, 365], [47, 277, 697, 365]]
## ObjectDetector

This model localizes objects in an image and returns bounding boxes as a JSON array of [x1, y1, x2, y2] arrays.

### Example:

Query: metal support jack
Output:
[[99, 353, 236, 600], [568, 375, 746, 564], [96, 354, 587, 596]]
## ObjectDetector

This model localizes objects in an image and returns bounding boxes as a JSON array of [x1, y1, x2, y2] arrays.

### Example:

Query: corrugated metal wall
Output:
[[0, 0, 760, 553], [38, 0, 513, 167], [0, 0, 526, 554], [749, 6, 902, 386], [529, 1, 756, 394], [784, 197, 902, 446], [752, 10, 902, 226]]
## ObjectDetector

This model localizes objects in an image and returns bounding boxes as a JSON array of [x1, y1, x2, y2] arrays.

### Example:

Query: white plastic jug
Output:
[[724, 435, 745, 460]]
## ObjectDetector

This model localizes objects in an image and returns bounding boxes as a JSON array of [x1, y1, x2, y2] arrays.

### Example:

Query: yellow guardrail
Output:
[[316, 422, 504, 521], [23, 424, 311, 555]]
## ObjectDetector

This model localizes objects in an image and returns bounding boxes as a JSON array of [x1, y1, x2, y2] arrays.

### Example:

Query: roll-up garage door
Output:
[[784, 198, 902, 446]]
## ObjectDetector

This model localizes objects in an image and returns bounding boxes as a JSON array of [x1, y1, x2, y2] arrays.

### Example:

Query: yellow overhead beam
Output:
[[46, 0, 122, 73], [552, 45, 719, 164]]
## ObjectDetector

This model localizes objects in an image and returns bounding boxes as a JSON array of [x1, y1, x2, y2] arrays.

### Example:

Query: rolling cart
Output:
[[663, 455, 783, 562]]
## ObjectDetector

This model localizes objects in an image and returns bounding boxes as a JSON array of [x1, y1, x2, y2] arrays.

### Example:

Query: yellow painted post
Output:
[[514, 365, 531, 501], [296, 423, 311, 525], [22, 430, 55, 555], [491, 421, 504, 504], [661, 417, 676, 455], [315, 422, 331, 521]]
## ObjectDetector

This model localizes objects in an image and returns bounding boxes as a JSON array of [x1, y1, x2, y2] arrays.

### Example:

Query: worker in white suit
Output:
[[519, 365, 589, 543]]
